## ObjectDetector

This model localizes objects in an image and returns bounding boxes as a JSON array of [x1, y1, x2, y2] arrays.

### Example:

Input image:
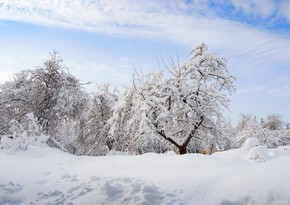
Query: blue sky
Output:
[[0, 0, 290, 124]]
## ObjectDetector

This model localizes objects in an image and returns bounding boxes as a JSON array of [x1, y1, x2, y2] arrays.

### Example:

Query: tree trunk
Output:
[[179, 145, 187, 155], [156, 116, 204, 155]]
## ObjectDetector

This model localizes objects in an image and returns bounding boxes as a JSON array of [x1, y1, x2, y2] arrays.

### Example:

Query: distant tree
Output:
[[264, 114, 283, 130], [237, 114, 257, 131], [72, 84, 118, 155], [207, 118, 236, 151], [108, 43, 235, 154], [234, 114, 261, 146], [234, 113, 290, 148]]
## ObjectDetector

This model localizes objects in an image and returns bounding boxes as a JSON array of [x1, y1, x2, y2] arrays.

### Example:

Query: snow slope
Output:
[[1, 138, 290, 205]]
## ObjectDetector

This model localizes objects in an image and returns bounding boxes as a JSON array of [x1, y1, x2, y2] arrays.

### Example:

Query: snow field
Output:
[[1, 138, 290, 205]]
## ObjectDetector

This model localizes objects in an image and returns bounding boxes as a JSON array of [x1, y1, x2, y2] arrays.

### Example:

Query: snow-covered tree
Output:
[[108, 43, 235, 154], [107, 72, 171, 154], [0, 71, 34, 135], [0, 51, 90, 149], [151, 43, 235, 154], [218, 119, 237, 150], [71, 84, 118, 155], [263, 114, 283, 130], [31, 52, 90, 136], [234, 114, 261, 145], [107, 86, 136, 153]]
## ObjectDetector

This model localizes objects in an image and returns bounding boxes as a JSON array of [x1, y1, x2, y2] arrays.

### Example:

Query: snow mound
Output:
[[242, 137, 260, 150], [0, 134, 49, 151], [268, 146, 290, 158], [247, 146, 272, 162], [214, 137, 290, 162]]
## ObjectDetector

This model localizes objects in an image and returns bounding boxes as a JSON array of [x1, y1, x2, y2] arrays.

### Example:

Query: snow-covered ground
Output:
[[1, 138, 290, 205]]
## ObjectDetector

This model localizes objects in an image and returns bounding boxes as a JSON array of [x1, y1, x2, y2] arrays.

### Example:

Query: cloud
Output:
[[265, 76, 290, 97], [238, 79, 290, 97], [266, 85, 290, 97], [220, 0, 290, 23], [0, 1, 288, 41], [280, 0, 290, 23], [225, 0, 277, 19], [65, 60, 134, 92], [238, 84, 266, 93], [0, 0, 290, 79]]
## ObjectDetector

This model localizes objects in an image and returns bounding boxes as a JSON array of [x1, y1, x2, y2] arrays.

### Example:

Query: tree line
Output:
[[0, 45, 289, 154]]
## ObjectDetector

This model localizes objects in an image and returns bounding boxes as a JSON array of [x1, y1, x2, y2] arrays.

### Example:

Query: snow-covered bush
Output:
[[231, 114, 290, 149], [247, 146, 272, 163], [0, 113, 48, 151]]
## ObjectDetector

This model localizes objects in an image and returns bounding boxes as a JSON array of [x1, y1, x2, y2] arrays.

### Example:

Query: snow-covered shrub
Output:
[[0, 113, 48, 151], [247, 146, 272, 163], [232, 114, 290, 149], [238, 137, 289, 163]]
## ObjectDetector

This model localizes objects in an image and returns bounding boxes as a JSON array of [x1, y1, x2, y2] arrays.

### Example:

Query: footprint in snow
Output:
[[27, 177, 184, 205], [60, 173, 78, 182], [0, 182, 23, 205]]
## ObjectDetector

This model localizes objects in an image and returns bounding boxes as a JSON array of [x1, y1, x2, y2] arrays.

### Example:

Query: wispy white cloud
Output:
[[221, 0, 290, 22], [266, 85, 290, 97], [265, 75, 290, 97], [280, 0, 290, 23], [238, 84, 266, 93], [0, 0, 290, 80], [275, 76, 290, 83], [224, 0, 277, 19], [238, 79, 290, 97], [66, 60, 134, 91], [1, 0, 290, 121], [0, 1, 288, 42]]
